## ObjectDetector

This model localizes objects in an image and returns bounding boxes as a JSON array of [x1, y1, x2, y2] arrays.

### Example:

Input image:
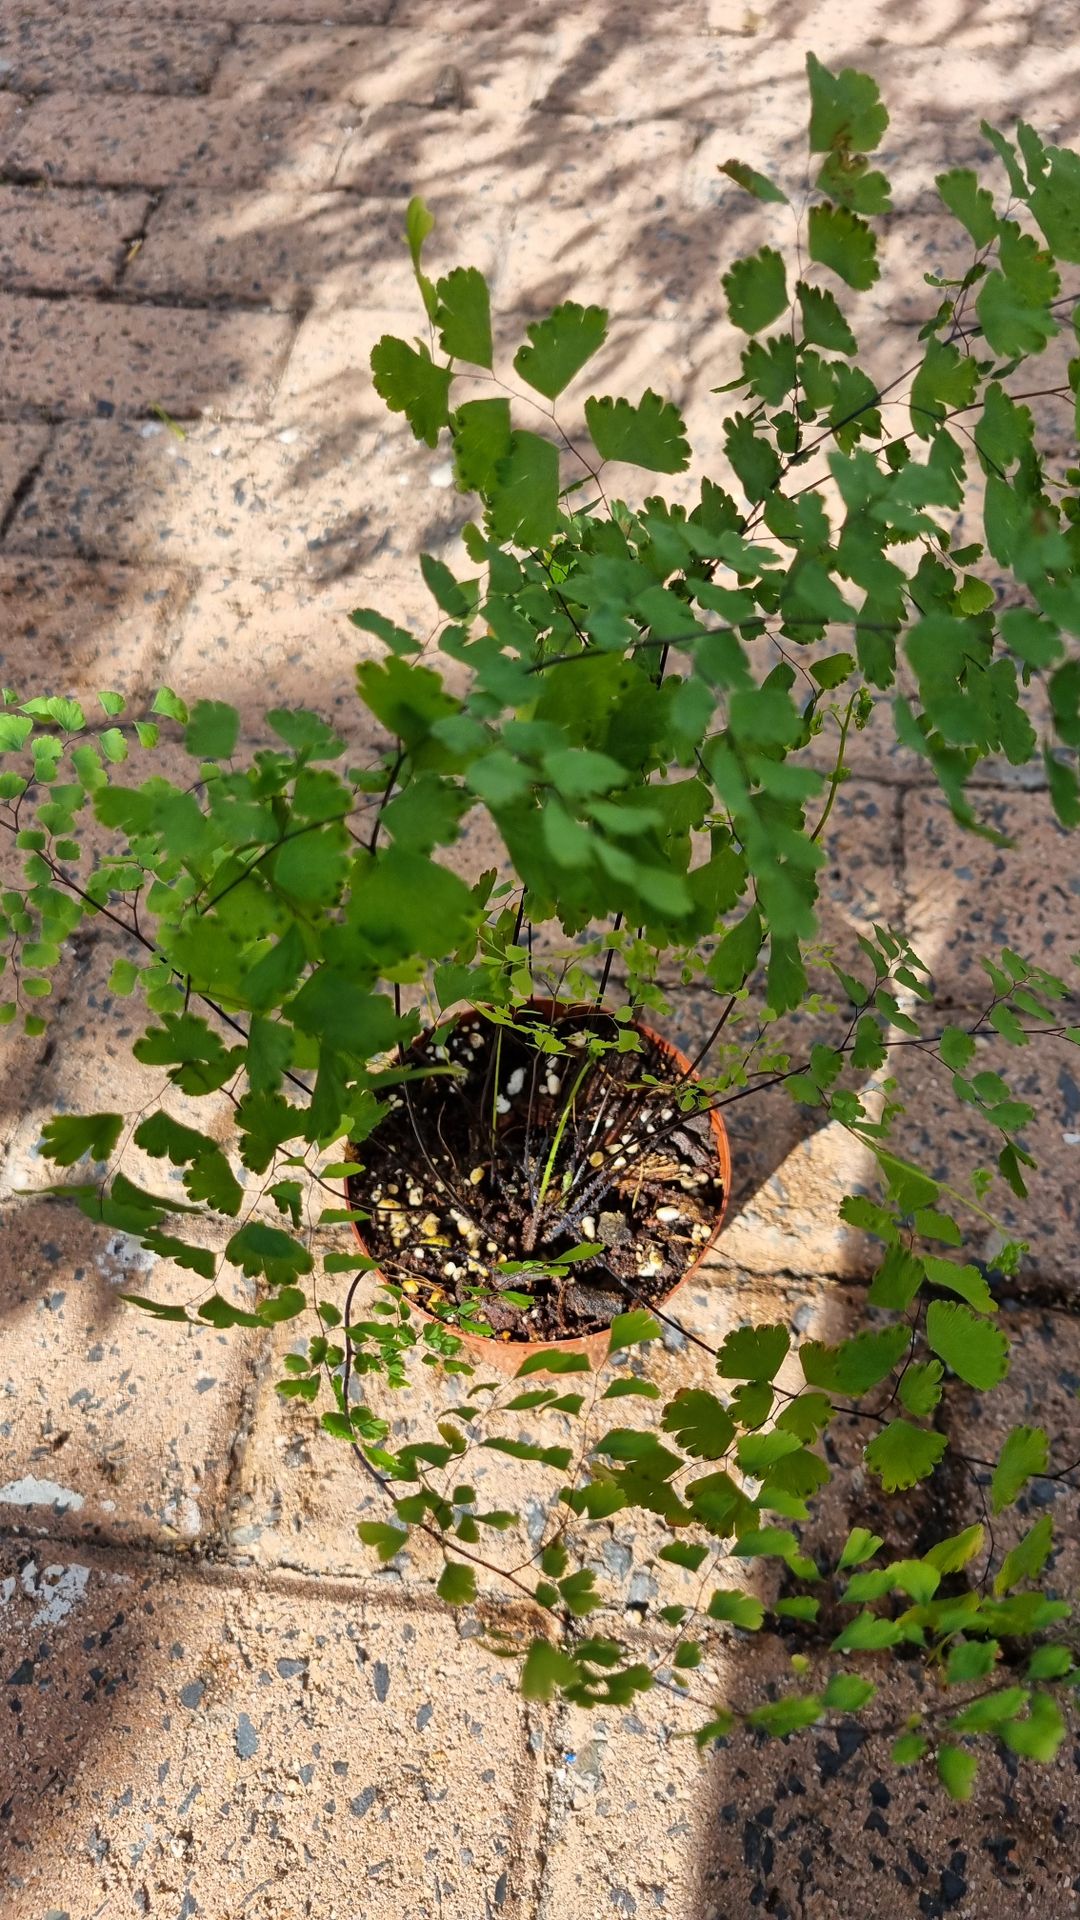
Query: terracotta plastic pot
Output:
[[349, 999, 732, 1378]]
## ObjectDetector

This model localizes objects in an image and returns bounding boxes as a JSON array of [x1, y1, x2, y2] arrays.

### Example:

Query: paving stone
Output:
[[272, 302, 427, 428], [531, 32, 1080, 143], [0, 1548, 541, 1915], [5, 417, 467, 578], [696, 1010, 1080, 1297], [0, 0, 394, 21], [0, 11, 229, 92], [227, 1261, 832, 1608], [0, 184, 149, 292], [2, 93, 353, 190], [0, 417, 48, 514], [157, 564, 423, 736], [946, 1305, 1080, 1602], [902, 789, 1080, 1005], [0, 1200, 260, 1550], [213, 23, 545, 113], [0, 555, 188, 697], [706, 0, 1074, 45], [210, 0, 393, 15], [542, 1643, 1080, 1919], [534, 28, 740, 120], [0, 293, 294, 419], [335, 106, 695, 242], [127, 187, 509, 308], [388, 0, 706, 21]]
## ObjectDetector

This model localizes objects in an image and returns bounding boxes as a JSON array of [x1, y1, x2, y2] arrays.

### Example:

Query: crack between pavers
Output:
[[0, 425, 50, 542], [0, 275, 302, 315], [110, 186, 163, 296], [0, 1518, 545, 1617], [529, 1701, 573, 1920]]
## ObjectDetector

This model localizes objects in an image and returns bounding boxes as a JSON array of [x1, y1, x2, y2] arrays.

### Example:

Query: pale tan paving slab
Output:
[[4, 418, 467, 578], [213, 23, 546, 112], [902, 789, 1080, 1007], [155, 565, 430, 739], [1, 93, 353, 190], [0, 184, 150, 293], [0, 293, 295, 419], [706, 0, 1074, 46], [227, 1266, 833, 1609], [388, 0, 707, 25], [0, 554, 188, 698], [0, 1548, 542, 1916], [541, 1645, 1080, 1918], [127, 186, 511, 309], [530, 32, 1080, 136], [334, 104, 696, 224]]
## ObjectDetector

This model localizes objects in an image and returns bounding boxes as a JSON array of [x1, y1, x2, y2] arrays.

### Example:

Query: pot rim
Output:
[[347, 996, 731, 1369]]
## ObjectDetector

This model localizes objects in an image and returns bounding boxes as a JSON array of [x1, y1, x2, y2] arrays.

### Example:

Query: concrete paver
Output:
[[0, 12, 230, 92], [0, 417, 48, 515], [543, 1647, 1080, 1920], [127, 186, 510, 309], [946, 1305, 1080, 1600], [2, 93, 353, 190], [0, 1545, 543, 1917], [0, 291, 295, 418], [156, 565, 411, 735], [0, 1200, 261, 1552], [0, 183, 150, 292], [903, 788, 1080, 1007], [4, 417, 466, 576], [213, 23, 546, 113], [0, 554, 188, 697]]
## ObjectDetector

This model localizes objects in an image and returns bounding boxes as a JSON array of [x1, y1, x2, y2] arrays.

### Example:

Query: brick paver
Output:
[[2, 93, 352, 189], [0, 4, 1077, 1916], [126, 187, 510, 309], [0, 184, 150, 292], [0, 12, 230, 92], [0, 291, 295, 417]]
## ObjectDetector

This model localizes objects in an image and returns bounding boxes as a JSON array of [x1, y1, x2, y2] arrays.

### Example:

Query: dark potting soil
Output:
[[346, 1005, 725, 1342]]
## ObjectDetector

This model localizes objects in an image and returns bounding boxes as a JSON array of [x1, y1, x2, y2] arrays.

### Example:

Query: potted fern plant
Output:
[[3, 55, 1080, 1793]]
